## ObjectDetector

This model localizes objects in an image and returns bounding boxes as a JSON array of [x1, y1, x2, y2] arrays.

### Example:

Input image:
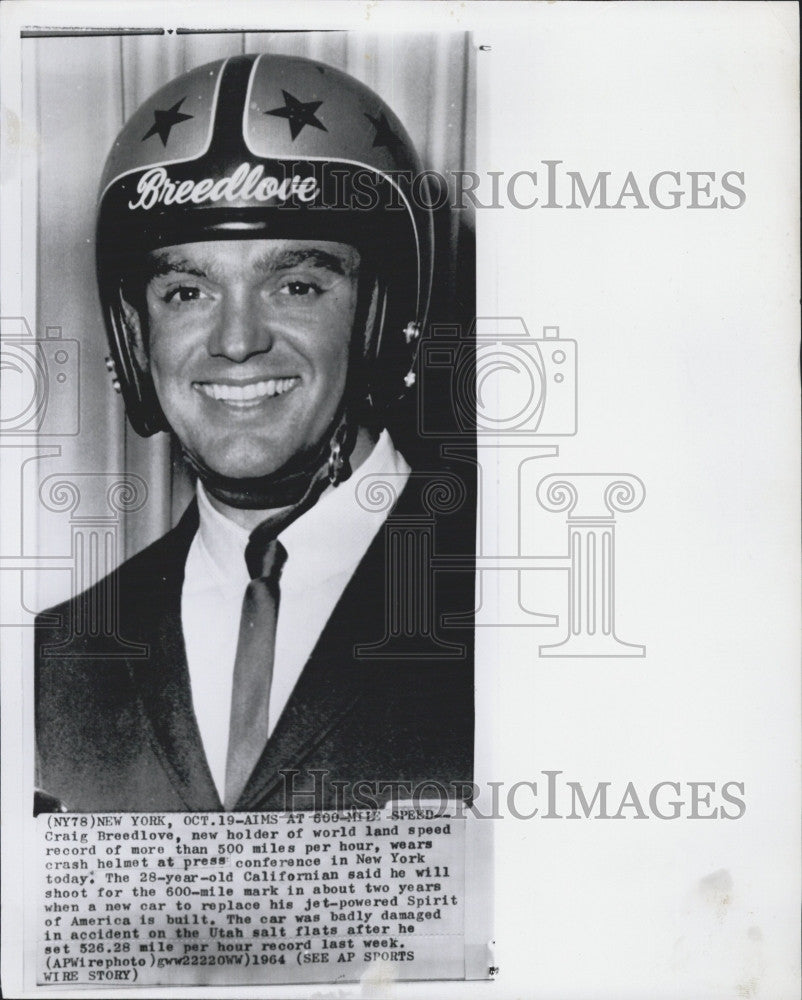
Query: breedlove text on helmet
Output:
[[96, 53, 433, 508]]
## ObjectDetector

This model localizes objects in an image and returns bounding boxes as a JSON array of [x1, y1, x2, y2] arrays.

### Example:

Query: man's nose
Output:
[[208, 290, 274, 362]]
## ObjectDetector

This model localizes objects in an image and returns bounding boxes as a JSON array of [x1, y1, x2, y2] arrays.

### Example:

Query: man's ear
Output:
[[118, 292, 149, 372]]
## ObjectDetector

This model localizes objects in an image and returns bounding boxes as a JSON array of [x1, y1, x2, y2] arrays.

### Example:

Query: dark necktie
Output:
[[223, 529, 287, 810]]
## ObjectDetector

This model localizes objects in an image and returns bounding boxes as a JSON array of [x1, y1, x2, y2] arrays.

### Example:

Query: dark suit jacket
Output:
[[35, 476, 474, 812]]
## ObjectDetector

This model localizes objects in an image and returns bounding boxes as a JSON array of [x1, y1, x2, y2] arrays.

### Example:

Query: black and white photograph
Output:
[[28, 32, 477, 817]]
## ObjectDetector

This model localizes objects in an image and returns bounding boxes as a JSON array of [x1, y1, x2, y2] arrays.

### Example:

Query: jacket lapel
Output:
[[125, 502, 222, 811]]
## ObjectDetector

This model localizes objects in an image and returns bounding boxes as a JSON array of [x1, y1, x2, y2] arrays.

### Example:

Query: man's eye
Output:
[[164, 286, 206, 304], [279, 280, 320, 297]]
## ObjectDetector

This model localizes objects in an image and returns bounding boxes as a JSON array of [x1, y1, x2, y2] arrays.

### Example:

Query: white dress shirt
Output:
[[181, 430, 410, 800]]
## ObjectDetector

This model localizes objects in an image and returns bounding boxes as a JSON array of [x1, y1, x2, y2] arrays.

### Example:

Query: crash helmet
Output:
[[96, 53, 433, 495]]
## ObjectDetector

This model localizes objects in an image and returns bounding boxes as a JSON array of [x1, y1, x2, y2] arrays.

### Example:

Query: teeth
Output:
[[197, 378, 298, 402]]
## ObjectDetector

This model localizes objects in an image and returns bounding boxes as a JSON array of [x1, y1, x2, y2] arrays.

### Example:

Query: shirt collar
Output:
[[195, 430, 410, 589]]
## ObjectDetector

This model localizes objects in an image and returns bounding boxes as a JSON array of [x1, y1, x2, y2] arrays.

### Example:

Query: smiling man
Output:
[[139, 239, 367, 504], [34, 54, 474, 813]]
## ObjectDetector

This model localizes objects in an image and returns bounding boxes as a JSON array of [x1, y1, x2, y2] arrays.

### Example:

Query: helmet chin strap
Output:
[[181, 403, 357, 516]]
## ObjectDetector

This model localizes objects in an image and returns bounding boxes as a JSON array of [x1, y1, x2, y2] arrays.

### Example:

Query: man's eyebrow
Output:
[[144, 257, 207, 282], [259, 248, 359, 276]]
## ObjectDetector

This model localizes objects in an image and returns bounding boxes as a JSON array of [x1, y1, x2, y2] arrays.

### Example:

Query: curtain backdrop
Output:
[[29, 31, 474, 596]]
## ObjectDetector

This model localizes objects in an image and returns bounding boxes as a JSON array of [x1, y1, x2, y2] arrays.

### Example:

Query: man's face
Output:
[[140, 238, 361, 480]]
